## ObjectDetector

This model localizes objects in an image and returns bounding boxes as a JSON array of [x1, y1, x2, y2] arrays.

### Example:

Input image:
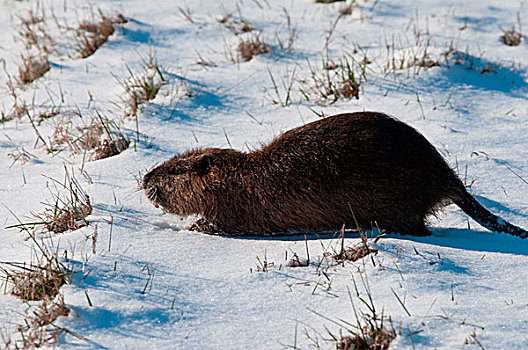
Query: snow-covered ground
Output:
[[1, 0, 528, 348]]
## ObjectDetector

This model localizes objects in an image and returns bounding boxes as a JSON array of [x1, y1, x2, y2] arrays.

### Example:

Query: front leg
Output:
[[190, 218, 221, 235]]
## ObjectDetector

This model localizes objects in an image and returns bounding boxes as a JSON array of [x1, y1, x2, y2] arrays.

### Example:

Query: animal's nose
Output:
[[142, 172, 152, 190]]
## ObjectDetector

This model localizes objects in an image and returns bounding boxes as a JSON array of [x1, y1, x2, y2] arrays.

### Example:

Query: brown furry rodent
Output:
[[143, 111, 527, 238]]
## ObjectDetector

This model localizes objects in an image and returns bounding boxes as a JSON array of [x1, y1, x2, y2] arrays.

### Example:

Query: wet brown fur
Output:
[[143, 112, 527, 237]]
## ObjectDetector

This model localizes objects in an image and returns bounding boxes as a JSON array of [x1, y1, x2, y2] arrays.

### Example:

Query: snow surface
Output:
[[1, 0, 528, 348]]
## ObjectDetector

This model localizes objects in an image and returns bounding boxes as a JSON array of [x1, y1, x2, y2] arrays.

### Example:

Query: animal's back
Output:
[[256, 112, 464, 234]]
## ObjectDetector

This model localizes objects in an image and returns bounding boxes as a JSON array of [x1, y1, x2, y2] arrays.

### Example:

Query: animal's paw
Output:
[[190, 218, 221, 235]]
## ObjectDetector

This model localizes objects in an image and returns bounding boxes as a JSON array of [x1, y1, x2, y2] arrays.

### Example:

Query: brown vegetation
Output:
[[18, 54, 50, 84], [51, 114, 129, 160], [75, 14, 127, 58], [501, 27, 522, 46], [238, 35, 272, 61]]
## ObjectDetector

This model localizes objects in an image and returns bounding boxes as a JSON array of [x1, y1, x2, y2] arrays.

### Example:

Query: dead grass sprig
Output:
[[333, 228, 381, 264], [123, 51, 166, 117], [6, 168, 92, 234], [300, 55, 366, 104], [0, 226, 73, 302], [1, 102, 28, 123], [18, 54, 50, 84], [178, 6, 194, 23], [336, 324, 395, 350], [93, 136, 129, 160], [18, 9, 54, 53], [0, 267, 73, 348], [238, 34, 272, 62], [5, 134, 38, 166], [40, 180, 91, 234], [7, 148, 33, 166], [381, 34, 443, 77], [51, 117, 102, 155], [51, 113, 129, 160], [1, 215, 80, 347], [253, 250, 274, 273], [339, 2, 356, 16], [501, 26, 522, 46], [30, 297, 70, 328], [310, 272, 396, 350], [266, 67, 297, 107], [452, 49, 498, 74], [219, 13, 253, 35], [287, 235, 311, 267], [37, 107, 61, 125], [75, 14, 126, 58], [1, 261, 67, 301], [75, 21, 113, 58], [414, 55, 440, 68], [275, 8, 297, 52], [13, 298, 71, 348]]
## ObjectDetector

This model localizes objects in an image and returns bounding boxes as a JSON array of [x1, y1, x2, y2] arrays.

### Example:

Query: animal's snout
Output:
[[142, 171, 153, 190], [142, 170, 161, 206], [144, 180, 163, 208]]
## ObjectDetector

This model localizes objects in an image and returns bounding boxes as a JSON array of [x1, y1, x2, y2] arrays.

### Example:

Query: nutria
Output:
[[143, 112, 527, 238]]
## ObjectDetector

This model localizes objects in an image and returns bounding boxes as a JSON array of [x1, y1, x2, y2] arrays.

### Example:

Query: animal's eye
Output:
[[169, 168, 183, 176]]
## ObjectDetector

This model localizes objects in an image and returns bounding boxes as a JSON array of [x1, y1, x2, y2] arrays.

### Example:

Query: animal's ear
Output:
[[198, 155, 212, 175]]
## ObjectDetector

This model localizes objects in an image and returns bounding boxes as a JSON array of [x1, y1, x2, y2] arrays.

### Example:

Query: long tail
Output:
[[454, 191, 528, 239]]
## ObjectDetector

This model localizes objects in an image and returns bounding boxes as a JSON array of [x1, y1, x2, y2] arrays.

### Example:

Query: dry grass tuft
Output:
[[501, 27, 522, 46], [238, 35, 272, 61], [51, 117, 102, 154], [287, 252, 309, 267], [333, 231, 379, 263], [451, 50, 498, 74], [123, 52, 166, 117], [336, 325, 396, 350], [252, 250, 274, 273], [334, 242, 377, 263], [240, 21, 253, 33], [3, 261, 67, 301], [31, 298, 71, 328], [124, 67, 164, 109], [334, 228, 394, 349], [0, 227, 73, 302], [18, 9, 54, 53], [219, 13, 253, 35], [0, 219, 91, 348], [2, 102, 28, 122], [339, 3, 355, 16], [18, 54, 50, 84], [1, 253, 73, 347], [300, 56, 366, 104], [1, 261, 72, 347], [309, 266, 396, 350], [93, 136, 129, 160], [2, 208, 80, 347], [414, 54, 440, 68], [42, 200, 92, 234], [15, 298, 71, 348], [7, 168, 92, 234], [7, 146, 36, 166], [286, 235, 311, 267], [51, 113, 129, 160], [75, 14, 126, 58], [37, 107, 61, 125]]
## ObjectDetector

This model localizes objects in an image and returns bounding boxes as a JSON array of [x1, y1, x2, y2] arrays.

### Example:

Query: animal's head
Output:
[[142, 148, 242, 215]]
